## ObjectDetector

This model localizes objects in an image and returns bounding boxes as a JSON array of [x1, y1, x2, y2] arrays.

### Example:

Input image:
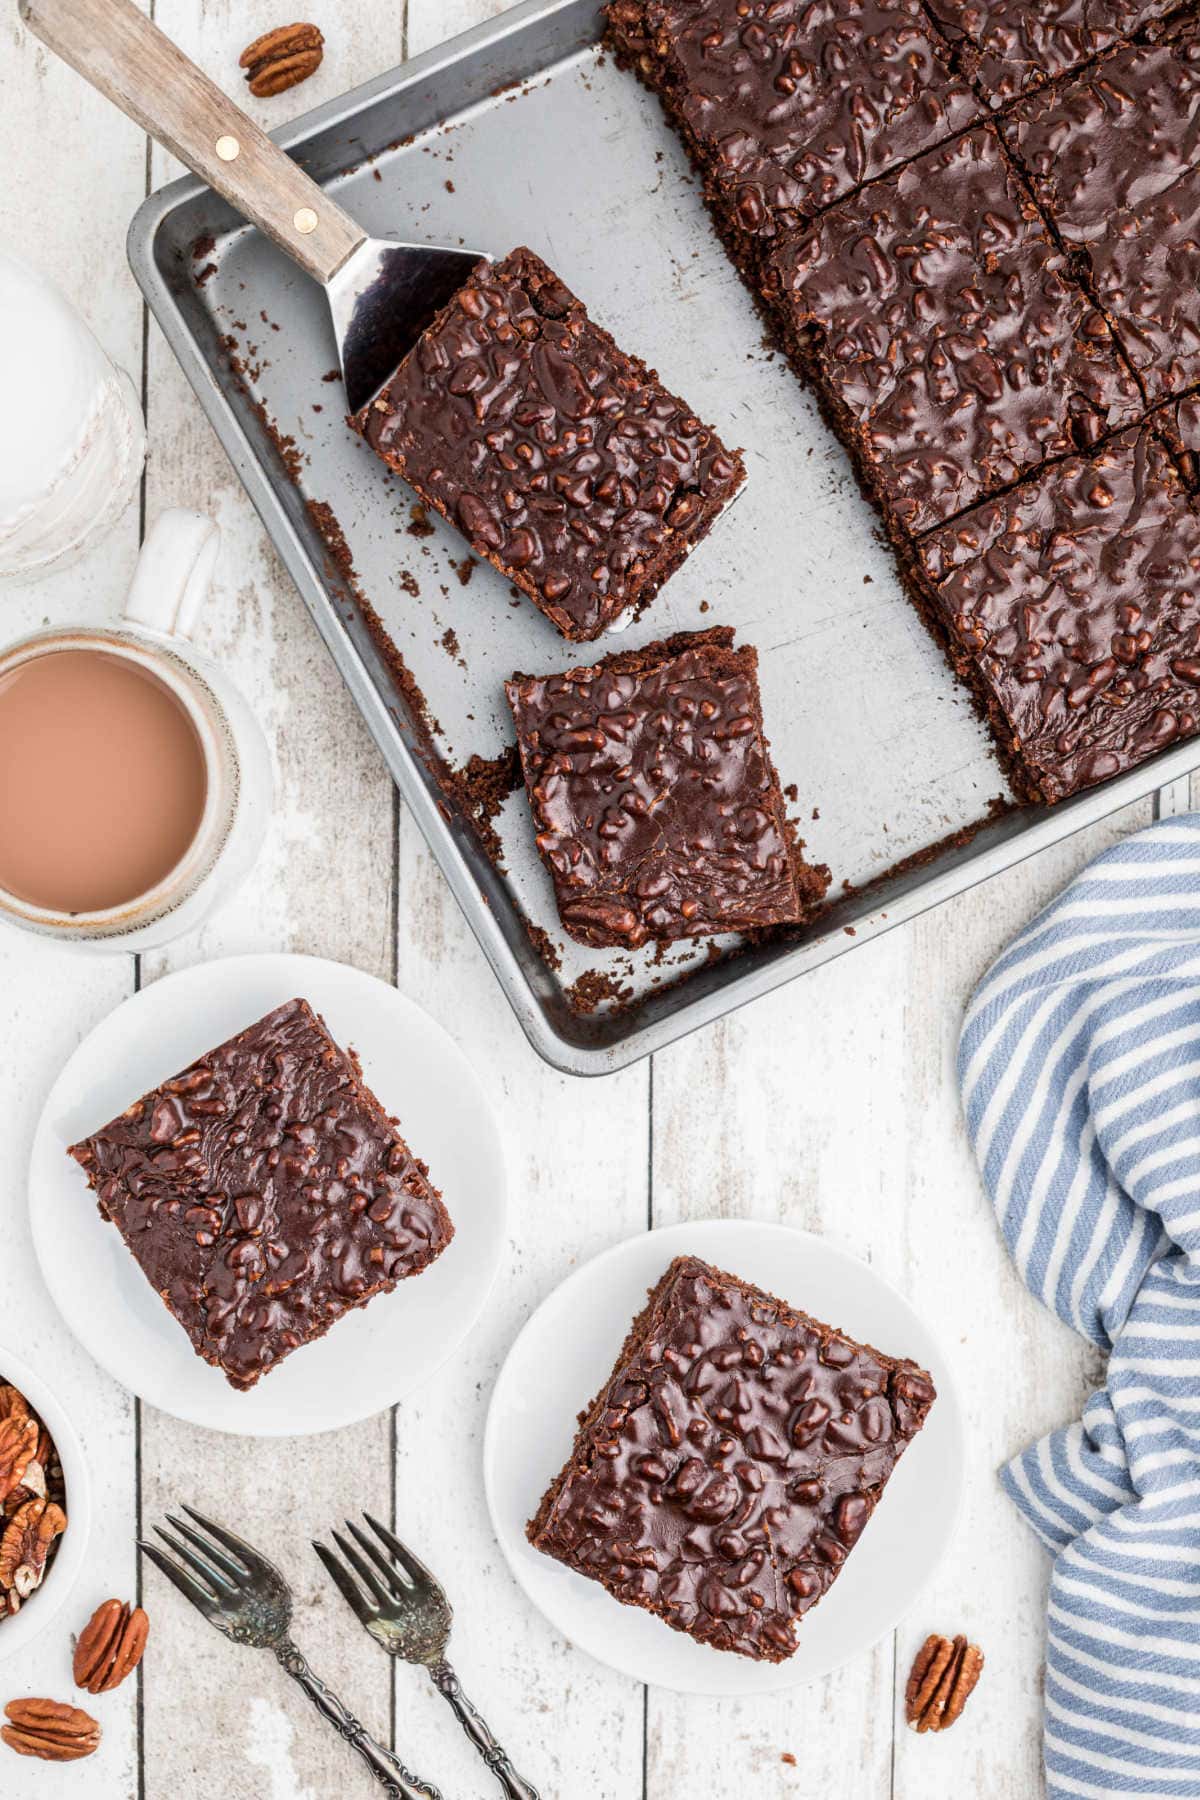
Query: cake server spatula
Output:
[[20, 0, 485, 415]]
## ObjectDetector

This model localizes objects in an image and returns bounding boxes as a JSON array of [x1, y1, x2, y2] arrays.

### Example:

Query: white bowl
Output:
[[0, 1344, 91, 1663]]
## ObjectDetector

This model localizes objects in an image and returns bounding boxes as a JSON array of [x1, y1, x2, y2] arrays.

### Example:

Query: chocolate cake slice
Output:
[[528, 1255, 936, 1661], [68, 998, 453, 1390], [913, 425, 1200, 803], [506, 627, 826, 948], [356, 246, 744, 642]]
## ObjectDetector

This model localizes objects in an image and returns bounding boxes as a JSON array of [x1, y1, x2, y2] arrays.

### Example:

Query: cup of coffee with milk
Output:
[[0, 510, 271, 949]]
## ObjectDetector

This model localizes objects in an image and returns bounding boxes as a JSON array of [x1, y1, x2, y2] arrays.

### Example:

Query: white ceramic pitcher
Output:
[[0, 510, 272, 949], [0, 250, 146, 583]]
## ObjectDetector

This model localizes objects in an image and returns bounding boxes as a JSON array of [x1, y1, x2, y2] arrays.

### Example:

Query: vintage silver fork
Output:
[[140, 1505, 442, 1800], [315, 1514, 539, 1800]]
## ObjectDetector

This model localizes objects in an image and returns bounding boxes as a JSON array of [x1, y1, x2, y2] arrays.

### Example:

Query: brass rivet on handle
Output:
[[215, 135, 240, 162], [294, 207, 318, 235]]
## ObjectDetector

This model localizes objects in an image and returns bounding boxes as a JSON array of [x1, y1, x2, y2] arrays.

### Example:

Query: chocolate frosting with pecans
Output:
[[607, 0, 982, 242], [768, 126, 1142, 535], [358, 247, 743, 641], [528, 1256, 936, 1661], [68, 998, 453, 1390], [1007, 25, 1200, 402], [506, 627, 820, 948], [1007, 31, 1200, 244], [924, 0, 1176, 107], [918, 427, 1200, 802]]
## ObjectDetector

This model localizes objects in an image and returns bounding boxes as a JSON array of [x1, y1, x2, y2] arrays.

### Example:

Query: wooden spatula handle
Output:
[[18, 0, 364, 285]]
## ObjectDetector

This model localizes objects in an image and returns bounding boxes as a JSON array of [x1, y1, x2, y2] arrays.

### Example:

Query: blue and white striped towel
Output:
[[960, 813, 1200, 1800]]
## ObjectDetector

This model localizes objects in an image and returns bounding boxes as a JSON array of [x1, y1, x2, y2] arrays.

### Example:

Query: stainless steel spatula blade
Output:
[[20, 0, 485, 417], [329, 240, 483, 417]]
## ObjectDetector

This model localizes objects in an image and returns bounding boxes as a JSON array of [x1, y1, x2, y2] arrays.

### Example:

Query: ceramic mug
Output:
[[0, 509, 272, 950]]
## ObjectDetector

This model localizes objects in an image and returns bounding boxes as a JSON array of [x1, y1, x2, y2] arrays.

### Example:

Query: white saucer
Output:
[[30, 953, 507, 1437], [484, 1219, 963, 1696]]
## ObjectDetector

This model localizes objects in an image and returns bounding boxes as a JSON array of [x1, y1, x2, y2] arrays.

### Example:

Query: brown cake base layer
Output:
[[742, 298, 1056, 802], [605, 14, 775, 313], [605, 19, 1033, 799]]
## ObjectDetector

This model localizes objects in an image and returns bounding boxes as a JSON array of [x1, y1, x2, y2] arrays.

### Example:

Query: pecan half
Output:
[[74, 1599, 150, 1694], [905, 1633, 984, 1733], [0, 1413, 38, 1504], [16, 1454, 46, 1502], [0, 1386, 29, 1426], [2, 1698, 100, 1762], [0, 1498, 66, 1599], [239, 23, 324, 97]]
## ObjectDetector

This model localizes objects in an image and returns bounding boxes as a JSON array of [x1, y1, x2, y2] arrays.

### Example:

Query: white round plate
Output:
[[30, 953, 506, 1437], [485, 1218, 963, 1696]]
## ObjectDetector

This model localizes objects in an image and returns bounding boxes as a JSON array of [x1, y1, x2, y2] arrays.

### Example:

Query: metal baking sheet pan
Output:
[[127, 0, 1200, 1075]]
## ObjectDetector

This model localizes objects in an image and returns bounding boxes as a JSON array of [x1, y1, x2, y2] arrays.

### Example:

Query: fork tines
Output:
[[313, 1513, 443, 1622], [138, 1505, 260, 1613]]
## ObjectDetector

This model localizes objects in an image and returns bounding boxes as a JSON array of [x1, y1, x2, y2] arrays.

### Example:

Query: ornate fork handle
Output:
[[275, 1640, 443, 1800], [429, 1659, 539, 1800]]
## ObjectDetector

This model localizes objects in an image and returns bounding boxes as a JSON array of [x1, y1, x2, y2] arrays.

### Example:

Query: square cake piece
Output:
[[766, 126, 1142, 539], [1006, 26, 1200, 404], [505, 626, 827, 949], [355, 247, 744, 642], [914, 426, 1200, 803], [68, 999, 454, 1390], [527, 1256, 937, 1661], [924, 0, 1177, 108], [606, 0, 982, 257]]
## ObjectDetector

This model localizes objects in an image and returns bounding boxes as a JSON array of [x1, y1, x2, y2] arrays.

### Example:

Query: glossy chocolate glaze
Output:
[[1159, 392, 1200, 486], [1086, 182, 1200, 402], [1008, 31, 1200, 243], [68, 998, 453, 1389], [606, 0, 982, 243], [767, 126, 1142, 536], [918, 426, 1200, 802], [528, 1256, 936, 1662], [358, 247, 744, 642], [506, 627, 822, 949], [1008, 25, 1200, 403], [924, 0, 1176, 107]]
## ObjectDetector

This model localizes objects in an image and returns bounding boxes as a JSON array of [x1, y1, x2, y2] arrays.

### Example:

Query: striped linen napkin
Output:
[[959, 813, 1200, 1800]]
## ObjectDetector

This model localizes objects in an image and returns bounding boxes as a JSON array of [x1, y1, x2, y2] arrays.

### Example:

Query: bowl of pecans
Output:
[[0, 1346, 90, 1663]]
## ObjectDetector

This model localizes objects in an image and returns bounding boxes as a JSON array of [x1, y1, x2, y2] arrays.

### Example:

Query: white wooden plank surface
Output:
[[1, 10, 148, 1796], [133, 1, 407, 1788], [0, 0, 1181, 1795]]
